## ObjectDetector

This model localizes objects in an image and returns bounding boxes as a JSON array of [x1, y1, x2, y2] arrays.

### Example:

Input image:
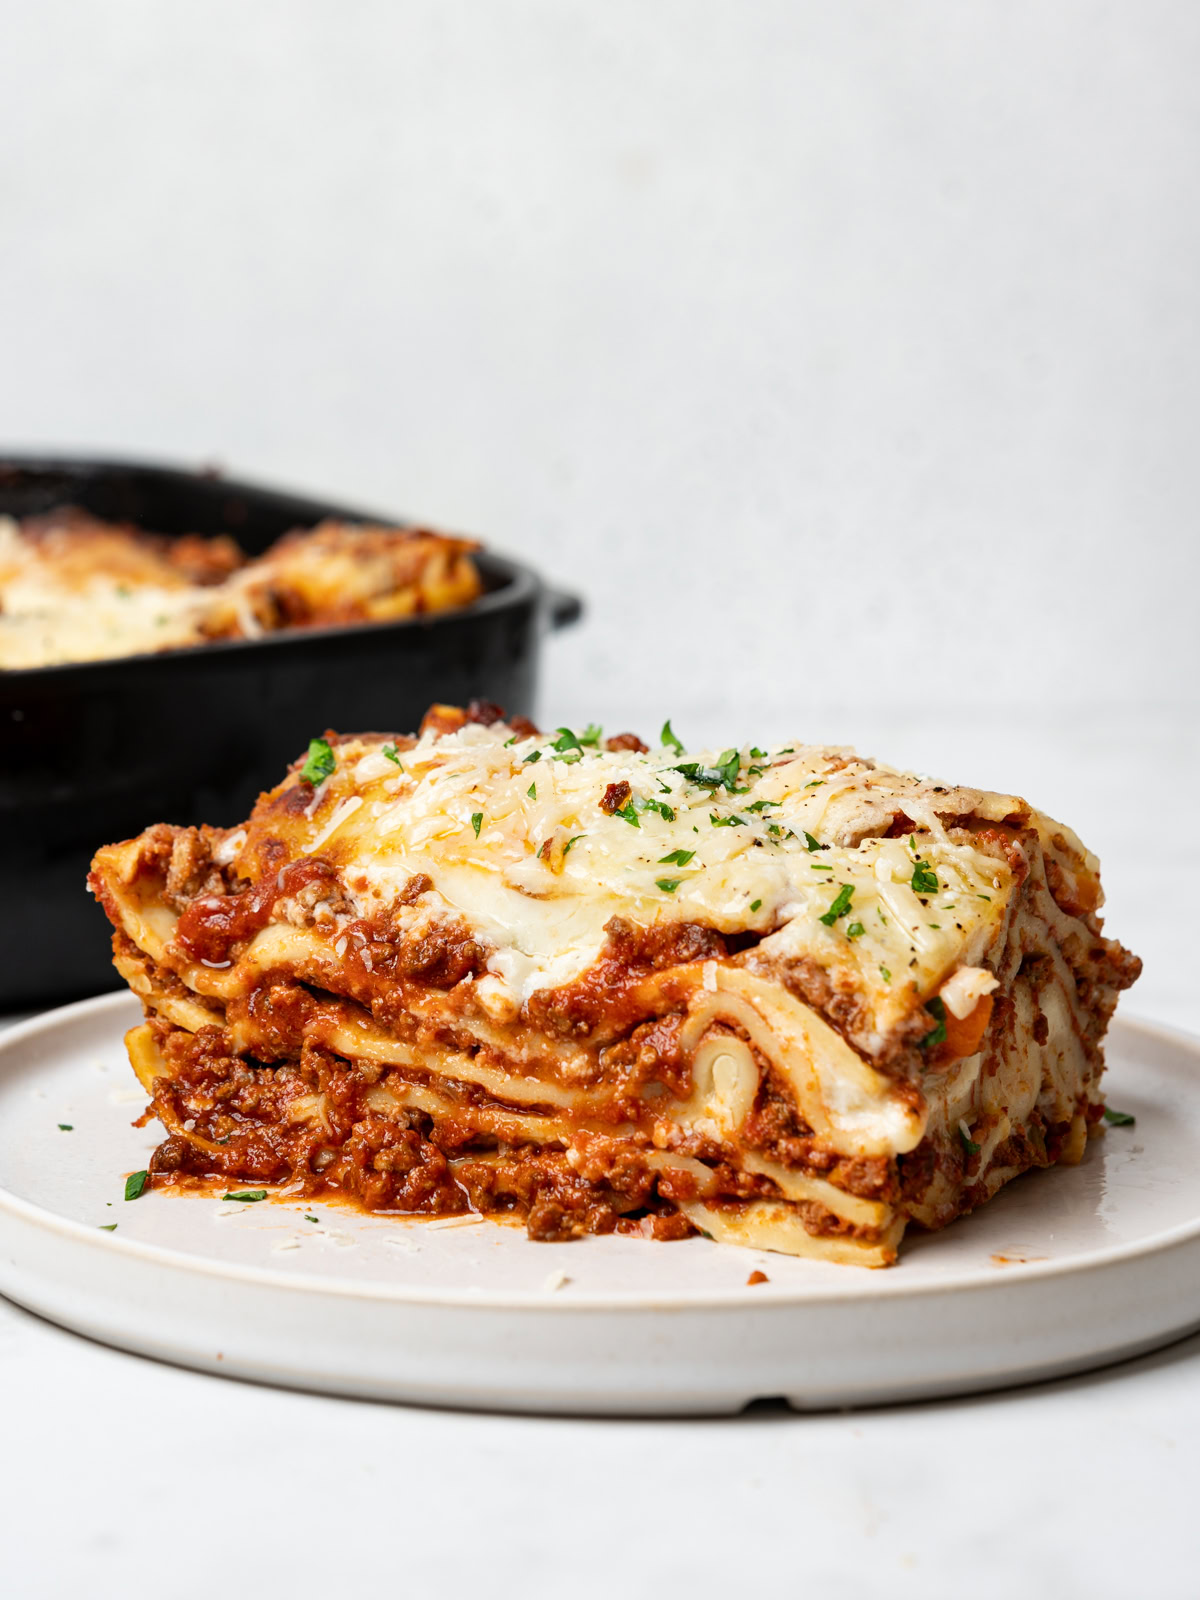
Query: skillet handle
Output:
[[543, 586, 584, 631]]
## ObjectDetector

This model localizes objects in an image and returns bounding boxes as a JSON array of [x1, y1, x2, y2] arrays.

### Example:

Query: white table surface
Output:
[[2, 706, 1197, 1600]]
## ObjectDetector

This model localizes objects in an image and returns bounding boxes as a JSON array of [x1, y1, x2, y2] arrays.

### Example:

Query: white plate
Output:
[[1, 991, 1197, 1414]]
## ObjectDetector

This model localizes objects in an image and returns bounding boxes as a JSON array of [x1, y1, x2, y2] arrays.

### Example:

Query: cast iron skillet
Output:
[[0, 456, 582, 1006]]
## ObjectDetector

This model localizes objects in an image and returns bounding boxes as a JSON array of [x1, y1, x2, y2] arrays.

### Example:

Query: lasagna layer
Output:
[[90, 703, 1140, 1266]]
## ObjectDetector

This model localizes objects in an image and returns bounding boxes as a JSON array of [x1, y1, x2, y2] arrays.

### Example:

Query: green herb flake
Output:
[[656, 878, 681, 893], [803, 831, 822, 852], [658, 849, 696, 866], [804, 779, 825, 789], [918, 996, 948, 1050], [673, 750, 741, 792], [660, 719, 685, 755], [977, 893, 992, 902], [523, 748, 542, 765], [744, 799, 780, 813], [750, 898, 762, 912], [58, 1123, 73, 1131], [635, 796, 676, 822], [222, 1189, 269, 1203], [527, 782, 537, 800], [563, 835, 585, 854], [382, 743, 404, 766], [124, 1170, 149, 1202], [767, 824, 784, 838], [958, 1123, 981, 1157], [819, 884, 854, 926], [880, 965, 892, 982], [749, 747, 767, 761], [551, 728, 585, 763], [304, 1214, 319, 1223], [1103, 1107, 1136, 1127], [716, 749, 741, 788], [99, 1223, 118, 1231], [911, 861, 939, 895], [471, 811, 483, 837], [810, 862, 833, 871], [615, 804, 640, 828], [300, 737, 336, 786], [846, 921, 865, 940], [710, 813, 747, 827], [580, 723, 603, 748]]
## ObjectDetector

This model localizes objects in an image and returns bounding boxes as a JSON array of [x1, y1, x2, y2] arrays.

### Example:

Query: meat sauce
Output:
[[174, 856, 343, 966]]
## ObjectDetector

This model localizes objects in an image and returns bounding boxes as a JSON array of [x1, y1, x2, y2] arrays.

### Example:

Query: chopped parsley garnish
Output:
[[659, 848, 696, 866], [99, 1223, 118, 1231], [58, 1123, 73, 1131], [749, 747, 767, 760], [223, 1190, 268, 1203], [911, 861, 939, 895], [767, 824, 784, 838], [563, 835, 585, 854], [918, 996, 948, 1050], [527, 782, 537, 799], [710, 813, 747, 827], [305, 1214, 319, 1222], [750, 898, 762, 912], [523, 749, 542, 764], [660, 719, 684, 755], [803, 831, 822, 852], [810, 862, 833, 871], [674, 749, 742, 792], [1103, 1107, 1136, 1127], [819, 884, 854, 926], [610, 791, 674, 824], [471, 811, 483, 837], [580, 723, 603, 747], [382, 743, 403, 765], [638, 796, 676, 822], [880, 965, 891, 982], [804, 779, 824, 789], [715, 749, 741, 788], [124, 1170, 149, 1201], [744, 799, 780, 813], [300, 737, 336, 785], [551, 728, 585, 763], [846, 921, 865, 940], [958, 1123, 981, 1157], [977, 893, 992, 902], [656, 878, 681, 893]]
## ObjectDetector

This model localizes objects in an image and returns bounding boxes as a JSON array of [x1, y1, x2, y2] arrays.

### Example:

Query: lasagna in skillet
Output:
[[0, 509, 482, 668], [89, 704, 1140, 1265]]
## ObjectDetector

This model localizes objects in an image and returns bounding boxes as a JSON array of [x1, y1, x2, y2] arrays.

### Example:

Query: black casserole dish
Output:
[[0, 456, 581, 1006]]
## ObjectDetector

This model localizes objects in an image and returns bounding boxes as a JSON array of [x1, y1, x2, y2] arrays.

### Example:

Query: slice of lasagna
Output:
[[89, 705, 1140, 1266]]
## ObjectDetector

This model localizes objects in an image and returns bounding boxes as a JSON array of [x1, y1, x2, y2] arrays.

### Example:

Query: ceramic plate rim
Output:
[[1, 990, 1195, 1313]]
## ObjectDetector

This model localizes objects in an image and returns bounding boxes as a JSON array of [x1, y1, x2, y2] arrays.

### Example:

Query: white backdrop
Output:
[[2, 1, 1196, 1015]]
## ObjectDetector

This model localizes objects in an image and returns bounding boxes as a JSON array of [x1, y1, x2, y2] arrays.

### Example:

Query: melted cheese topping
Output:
[[234, 722, 1034, 1034]]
